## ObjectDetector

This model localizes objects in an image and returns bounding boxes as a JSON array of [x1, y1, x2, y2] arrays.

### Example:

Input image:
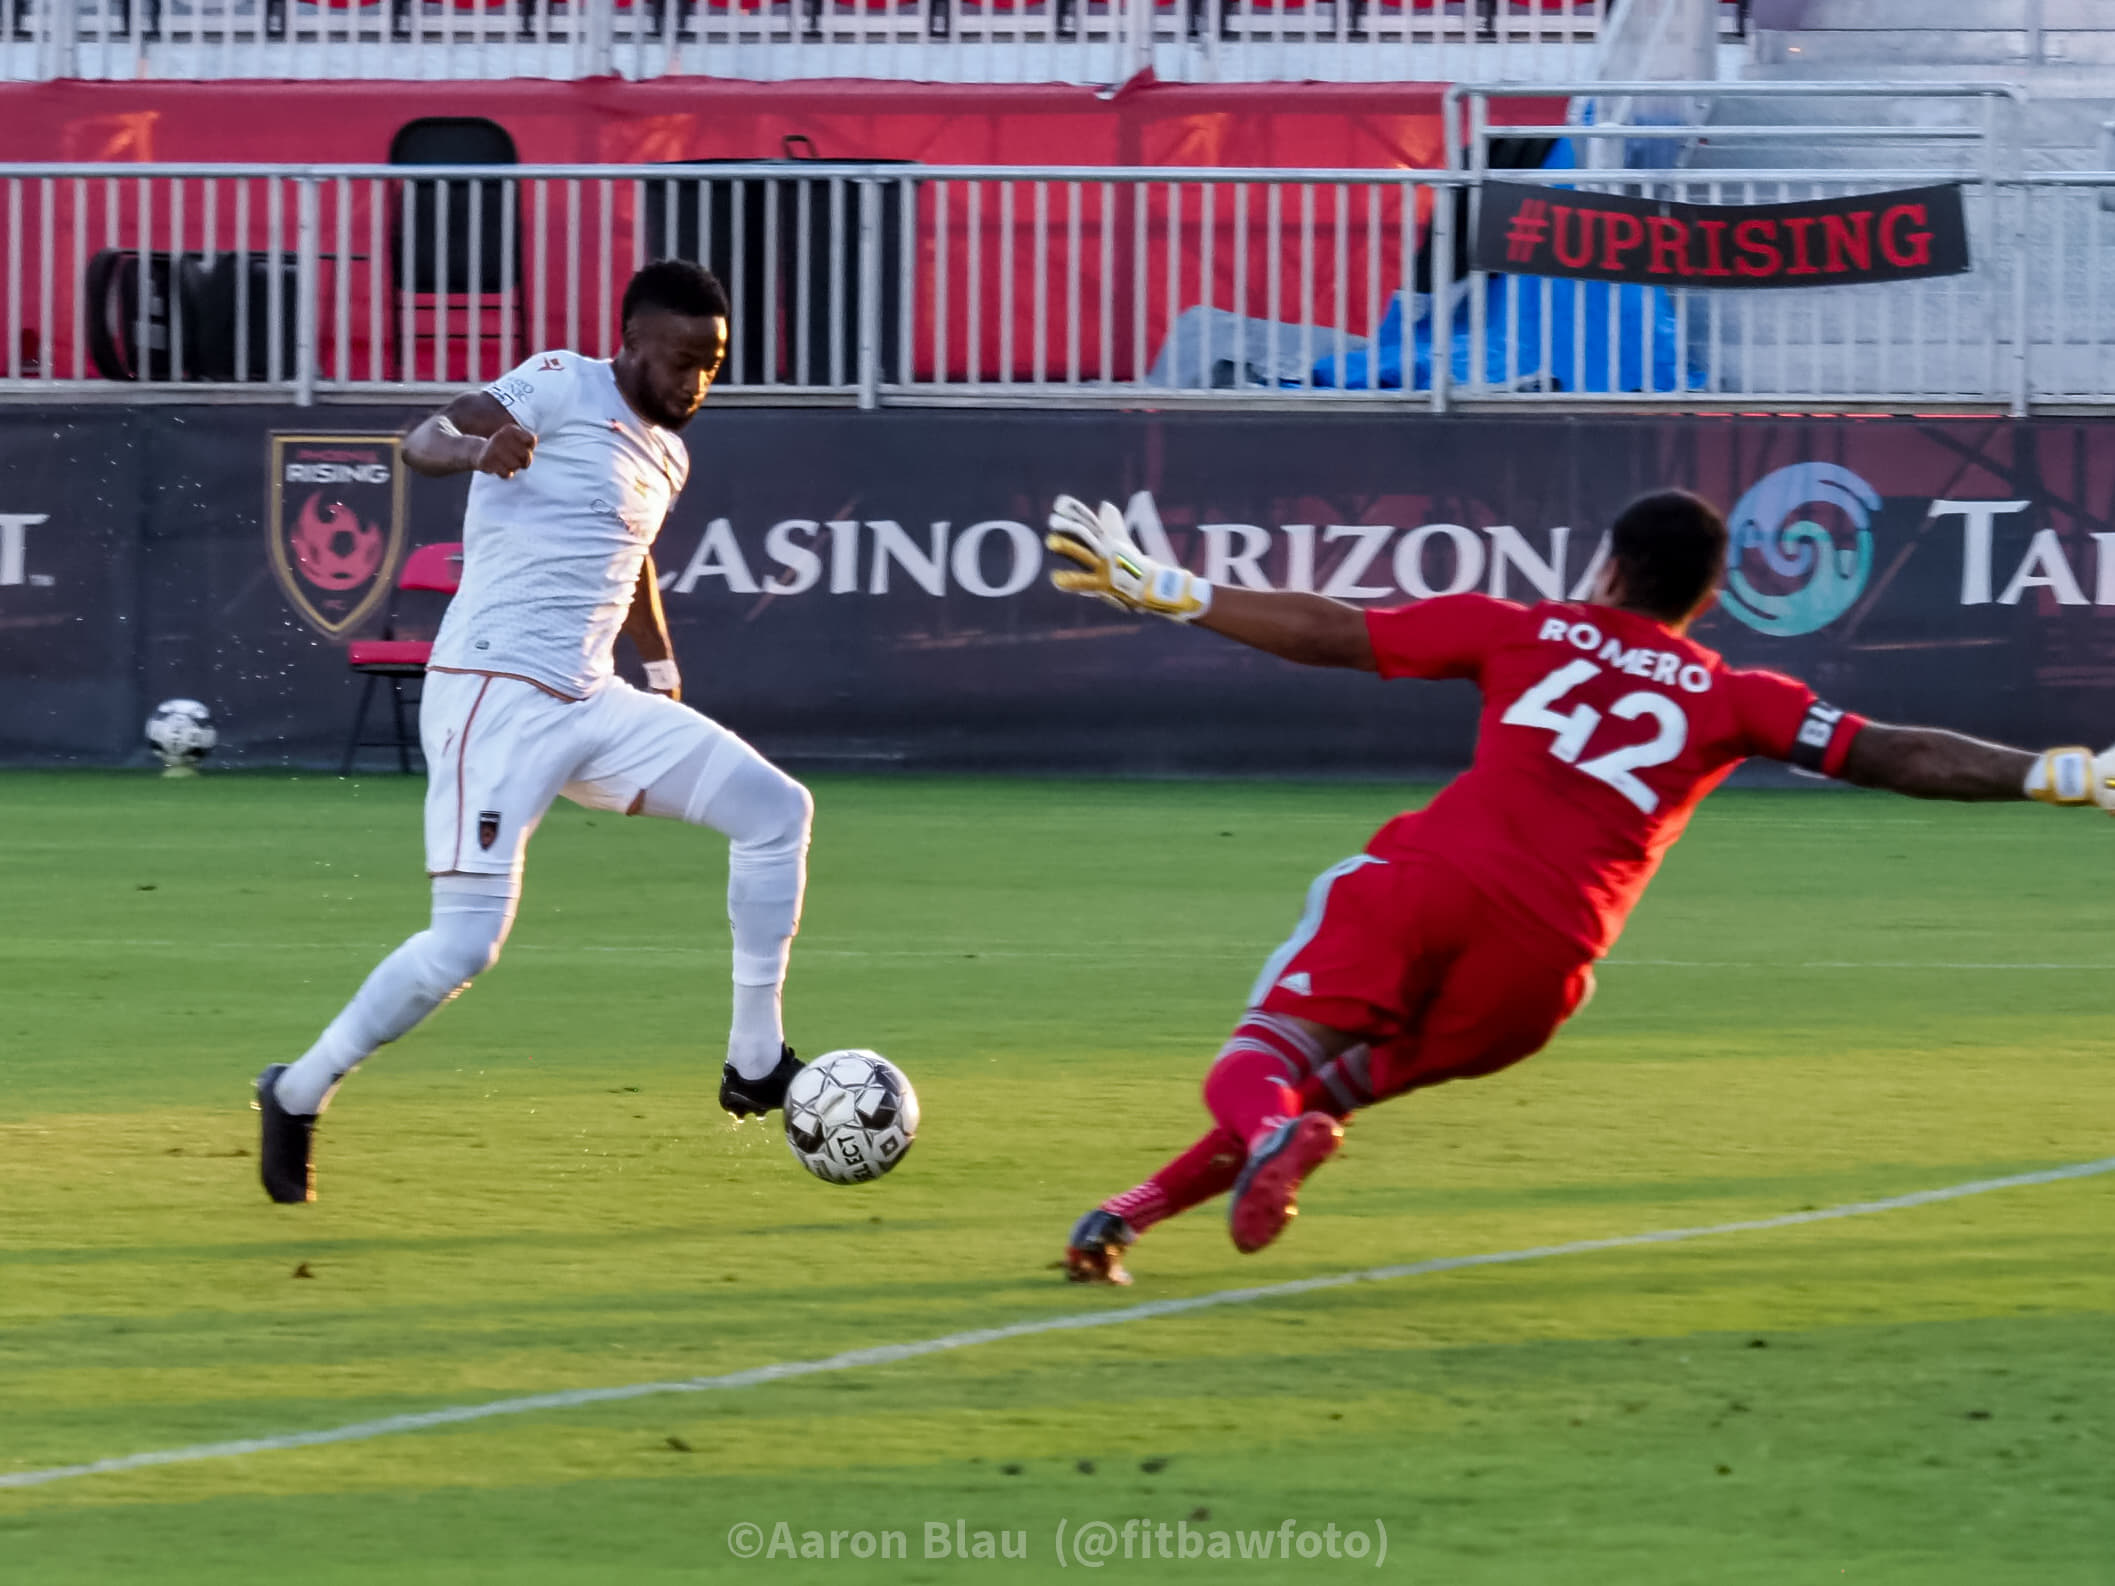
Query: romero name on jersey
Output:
[[1362, 592, 1867, 956]]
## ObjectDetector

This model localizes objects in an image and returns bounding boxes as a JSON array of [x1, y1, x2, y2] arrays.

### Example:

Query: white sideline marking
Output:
[[4, 1156, 2111, 1493]]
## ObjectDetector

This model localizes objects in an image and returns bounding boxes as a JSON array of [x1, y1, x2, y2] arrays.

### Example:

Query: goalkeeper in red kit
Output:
[[1046, 489, 2115, 1285]]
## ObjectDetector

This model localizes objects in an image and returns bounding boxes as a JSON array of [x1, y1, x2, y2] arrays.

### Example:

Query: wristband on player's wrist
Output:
[[1147, 565, 1213, 622], [642, 658, 681, 692], [2026, 746, 2088, 804], [2026, 746, 2099, 805]]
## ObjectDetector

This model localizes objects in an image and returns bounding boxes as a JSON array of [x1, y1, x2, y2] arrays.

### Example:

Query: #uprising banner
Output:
[[1473, 182, 1971, 289]]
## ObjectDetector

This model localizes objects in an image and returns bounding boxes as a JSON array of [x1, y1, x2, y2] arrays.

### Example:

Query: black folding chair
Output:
[[388, 117, 527, 383]]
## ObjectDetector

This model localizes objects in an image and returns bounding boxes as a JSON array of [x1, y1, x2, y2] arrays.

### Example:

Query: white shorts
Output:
[[420, 669, 745, 876]]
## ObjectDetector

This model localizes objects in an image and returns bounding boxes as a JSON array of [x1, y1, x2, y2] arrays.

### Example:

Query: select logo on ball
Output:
[[267, 433, 408, 639]]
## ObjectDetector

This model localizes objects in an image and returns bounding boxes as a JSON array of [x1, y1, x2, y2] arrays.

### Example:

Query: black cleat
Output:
[[254, 1063, 317, 1204], [1064, 1208, 1138, 1286], [719, 1044, 803, 1118]]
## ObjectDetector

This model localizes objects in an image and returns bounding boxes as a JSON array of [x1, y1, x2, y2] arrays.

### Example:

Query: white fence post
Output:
[[587, 0, 616, 81], [2010, 183, 2031, 418], [47, 0, 80, 80], [1429, 180, 1453, 414], [857, 179, 881, 410], [1124, 0, 1153, 81], [295, 175, 319, 406]]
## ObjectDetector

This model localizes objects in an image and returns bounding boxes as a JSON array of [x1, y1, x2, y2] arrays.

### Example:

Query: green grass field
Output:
[[0, 770, 2109, 1585]]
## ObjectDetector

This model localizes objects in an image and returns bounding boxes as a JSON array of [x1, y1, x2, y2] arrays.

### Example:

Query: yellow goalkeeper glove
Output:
[[1046, 495, 1212, 622], [2025, 746, 2115, 811]]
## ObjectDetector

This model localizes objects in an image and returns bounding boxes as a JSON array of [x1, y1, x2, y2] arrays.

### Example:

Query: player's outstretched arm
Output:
[[403, 392, 535, 479], [1045, 495, 1374, 670], [1842, 723, 2115, 809], [1195, 587, 1377, 670]]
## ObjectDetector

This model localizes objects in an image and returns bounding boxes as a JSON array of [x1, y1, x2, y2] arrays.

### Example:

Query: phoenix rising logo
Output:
[[288, 496, 385, 590], [267, 434, 406, 639]]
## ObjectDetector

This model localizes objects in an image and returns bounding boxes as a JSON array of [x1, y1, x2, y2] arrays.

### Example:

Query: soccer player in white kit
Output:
[[255, 260, 811, 1204]]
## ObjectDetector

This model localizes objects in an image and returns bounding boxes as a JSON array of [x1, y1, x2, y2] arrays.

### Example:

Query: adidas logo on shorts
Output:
[[1276, 971, 1312, 996]]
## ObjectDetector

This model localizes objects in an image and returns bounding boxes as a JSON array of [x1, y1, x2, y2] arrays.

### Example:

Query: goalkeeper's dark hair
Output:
[[1607, 489, 1729, 622], [622, 259, 730, 328]]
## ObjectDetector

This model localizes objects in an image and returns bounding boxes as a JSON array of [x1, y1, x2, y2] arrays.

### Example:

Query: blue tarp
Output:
[[1310, 275, 1703, 393], [1309, 112, 1705, 393]]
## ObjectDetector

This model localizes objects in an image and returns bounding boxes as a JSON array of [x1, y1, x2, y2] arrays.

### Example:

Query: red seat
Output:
[[397, 539, 464, 592], [342, 540, 463, 775], [346, 637, 436, 671]]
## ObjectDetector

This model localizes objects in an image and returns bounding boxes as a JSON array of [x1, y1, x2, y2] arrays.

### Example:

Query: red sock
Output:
[[1203, 1013, 1328, 1147], [1100, 1016, 1335, 1236], [1102, 1127, 1245, 1233], [1296, 1041, 1376, 1119], [1204, 1048, 1298, 1145]]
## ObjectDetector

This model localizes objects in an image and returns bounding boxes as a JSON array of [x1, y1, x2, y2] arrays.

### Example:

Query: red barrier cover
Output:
[[0, 73, 1473, 167]]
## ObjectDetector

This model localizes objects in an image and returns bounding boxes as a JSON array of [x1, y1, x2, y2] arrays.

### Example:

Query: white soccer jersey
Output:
[[429, 350, 691, 699]]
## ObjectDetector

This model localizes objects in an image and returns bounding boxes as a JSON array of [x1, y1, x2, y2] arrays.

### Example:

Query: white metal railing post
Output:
[[1429, 178, 1453, 414], [1125, 0, 1153, 80], [1979, 91, 2030, 417], [295, 175, 319, 405], [588, 0, 616, 81], [2010, 182, 2031, 417], [857, 179, 881, 410], [50, 0, 80, 80]]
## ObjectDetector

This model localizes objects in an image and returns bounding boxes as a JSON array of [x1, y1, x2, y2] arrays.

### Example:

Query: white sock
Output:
[[275, 873, 519, 1116], [730, 982, 786, 1079], [642, 738, 812, 1080]]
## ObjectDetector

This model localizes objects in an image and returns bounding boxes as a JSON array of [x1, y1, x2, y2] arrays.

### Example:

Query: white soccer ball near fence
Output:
[[146, 698, 218, 776]]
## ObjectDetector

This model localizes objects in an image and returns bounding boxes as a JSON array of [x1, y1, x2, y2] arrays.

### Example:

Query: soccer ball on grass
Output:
[[784, 1050, 920, 1184], [146, 698, 217, 777]]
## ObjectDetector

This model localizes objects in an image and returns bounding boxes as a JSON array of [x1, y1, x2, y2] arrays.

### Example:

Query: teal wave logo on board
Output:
[[1720, 462, 1878, 637]]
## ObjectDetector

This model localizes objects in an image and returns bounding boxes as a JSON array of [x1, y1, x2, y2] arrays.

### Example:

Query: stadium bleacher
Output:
[[0, 0, 1717, 84]]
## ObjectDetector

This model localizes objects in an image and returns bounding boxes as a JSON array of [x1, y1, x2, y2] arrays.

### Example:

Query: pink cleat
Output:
[[1227, 1113, 1342, 1255]]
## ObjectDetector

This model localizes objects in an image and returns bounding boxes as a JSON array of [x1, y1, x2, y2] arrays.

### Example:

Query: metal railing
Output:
[[2, 159, 2111, 412], [1447, 81, 2029, 175], [0, 0, 1750, 83]]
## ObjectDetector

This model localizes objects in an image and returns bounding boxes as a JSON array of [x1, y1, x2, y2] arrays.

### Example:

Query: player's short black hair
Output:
[[621, 258, 730, 328], [1607, 489, 1729, 621]]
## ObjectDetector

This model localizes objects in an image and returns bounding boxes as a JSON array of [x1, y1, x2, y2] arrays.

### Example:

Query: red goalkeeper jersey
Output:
[[1363, 593, 1867, 957]]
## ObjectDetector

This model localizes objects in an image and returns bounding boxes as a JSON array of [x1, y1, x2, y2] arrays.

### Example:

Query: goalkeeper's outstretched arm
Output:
[[1195, 587, 1378, 672], [1843, 723, 2114, 809]]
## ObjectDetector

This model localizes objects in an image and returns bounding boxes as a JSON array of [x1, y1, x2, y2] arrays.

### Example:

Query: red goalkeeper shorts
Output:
[[1249, 851, 1596, 1100]]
